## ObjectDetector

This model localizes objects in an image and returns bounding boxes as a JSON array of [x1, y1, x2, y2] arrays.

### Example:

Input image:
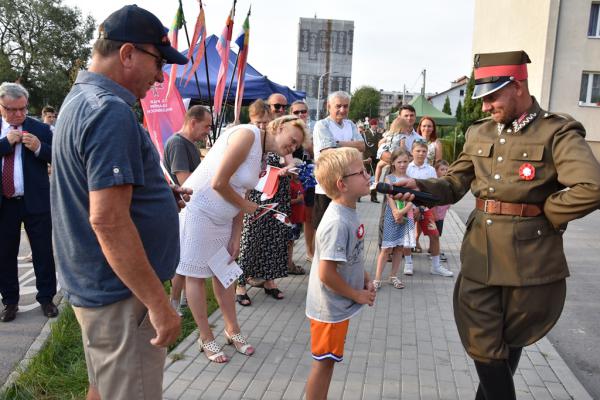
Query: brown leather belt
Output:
[[476, 198, 543, 217]]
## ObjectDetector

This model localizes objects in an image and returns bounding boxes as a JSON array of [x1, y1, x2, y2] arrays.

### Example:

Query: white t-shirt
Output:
[[407, 160, 437, 180], [312, 118, 362, 195]]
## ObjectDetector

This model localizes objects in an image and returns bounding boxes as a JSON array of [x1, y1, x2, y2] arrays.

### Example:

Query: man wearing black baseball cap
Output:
[[51, 5, 190, 400]]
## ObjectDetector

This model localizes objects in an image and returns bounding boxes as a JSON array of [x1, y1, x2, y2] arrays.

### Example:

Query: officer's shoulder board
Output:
[[542, 111, 574, 121]]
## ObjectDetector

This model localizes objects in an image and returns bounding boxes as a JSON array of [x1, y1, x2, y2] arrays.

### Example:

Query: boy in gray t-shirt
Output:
[[305, 148, 376, 400]]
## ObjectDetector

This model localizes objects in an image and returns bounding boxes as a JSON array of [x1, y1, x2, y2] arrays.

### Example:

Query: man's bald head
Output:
[[268, 93, 288, 117]]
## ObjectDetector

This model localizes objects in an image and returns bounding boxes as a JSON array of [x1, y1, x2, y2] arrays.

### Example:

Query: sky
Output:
[[62, 0, 475, 95]]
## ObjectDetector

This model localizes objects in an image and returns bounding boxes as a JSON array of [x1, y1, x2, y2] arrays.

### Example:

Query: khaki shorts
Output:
[[73, 296, 166, 400], [453, 274, 566, 362]]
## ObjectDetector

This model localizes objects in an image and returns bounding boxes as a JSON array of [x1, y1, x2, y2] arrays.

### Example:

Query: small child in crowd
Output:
[[373, 117, 412, 185], [373, 149, 415, 290], [305, 148, 376, 400], [431, 160, 451, 261], [288, 171, 306, 275], [406, 140, 453, 277]]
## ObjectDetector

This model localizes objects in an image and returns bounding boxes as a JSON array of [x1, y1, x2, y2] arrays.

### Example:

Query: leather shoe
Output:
[[41, 302, 59, 318], [1, 304, 18, 322]]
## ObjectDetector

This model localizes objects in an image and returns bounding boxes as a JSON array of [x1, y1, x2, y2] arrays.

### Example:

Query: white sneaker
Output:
[[403, 263, 414, 275], [431, 265, 454, 277]]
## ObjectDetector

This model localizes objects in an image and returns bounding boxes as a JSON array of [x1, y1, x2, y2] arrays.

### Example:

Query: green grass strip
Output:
[[1, 280, 219, 400]]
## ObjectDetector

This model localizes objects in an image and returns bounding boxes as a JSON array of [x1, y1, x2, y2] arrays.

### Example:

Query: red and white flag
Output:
[[254, 165, 280, 200]]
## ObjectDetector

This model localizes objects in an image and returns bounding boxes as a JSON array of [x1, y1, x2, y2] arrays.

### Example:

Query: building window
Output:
[[579, 72, 600, 105], [589, 3, 600, 37], [459, 89, 465, 97]]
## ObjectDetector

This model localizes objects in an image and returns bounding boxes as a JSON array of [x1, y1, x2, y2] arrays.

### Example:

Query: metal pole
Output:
[[316, 71, 332, 121]]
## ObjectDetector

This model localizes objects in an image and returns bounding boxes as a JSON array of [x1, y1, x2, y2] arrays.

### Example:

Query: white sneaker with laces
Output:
[[403, 263, 414, 275], [431, 265, 454, 277]]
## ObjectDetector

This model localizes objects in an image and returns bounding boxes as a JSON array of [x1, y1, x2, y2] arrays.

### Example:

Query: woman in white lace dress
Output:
[[177, 115, 307, 363]]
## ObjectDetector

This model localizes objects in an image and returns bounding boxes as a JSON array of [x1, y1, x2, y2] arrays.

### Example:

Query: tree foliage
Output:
[[0, 0, 95, 114], [348, 86, 380, 121], [459, 70, 486, 129], [442, 95, 451, 114], [455, 100, 463, 122]]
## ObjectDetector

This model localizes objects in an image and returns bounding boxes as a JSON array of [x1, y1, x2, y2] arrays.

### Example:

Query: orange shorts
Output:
[[309, 318, 349, 362], [419, 209, 439, 236]]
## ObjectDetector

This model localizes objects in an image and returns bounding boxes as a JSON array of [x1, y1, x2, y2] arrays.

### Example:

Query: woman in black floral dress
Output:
[[237, 152, 291, 303]]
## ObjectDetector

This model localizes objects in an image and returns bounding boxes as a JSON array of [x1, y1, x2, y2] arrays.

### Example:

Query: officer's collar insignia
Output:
[[496, 123, 505, 135], [512, 111, 537, 133]]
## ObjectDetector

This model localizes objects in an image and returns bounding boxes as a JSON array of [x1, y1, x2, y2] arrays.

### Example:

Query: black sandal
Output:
[[236, 294, 251, 306], [264, 288, 284, 300], [287, 264, 306, 275]]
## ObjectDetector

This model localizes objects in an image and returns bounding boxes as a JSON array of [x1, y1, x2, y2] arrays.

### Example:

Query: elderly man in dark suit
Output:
[[0, 82, 57, 322]]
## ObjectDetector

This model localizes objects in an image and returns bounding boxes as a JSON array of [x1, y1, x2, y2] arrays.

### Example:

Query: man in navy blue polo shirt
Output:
[[51, 5, 189, 400]]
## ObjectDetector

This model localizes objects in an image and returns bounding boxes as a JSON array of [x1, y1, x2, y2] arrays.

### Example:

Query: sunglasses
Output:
[[271, 103, 288, 111], [292, 109, 308, 115], [132, 45, 166, 70]]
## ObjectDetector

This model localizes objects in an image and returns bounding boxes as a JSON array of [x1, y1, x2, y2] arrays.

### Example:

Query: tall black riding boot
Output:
[[473, 359, 516, 400], [475, 347, 523, 399]]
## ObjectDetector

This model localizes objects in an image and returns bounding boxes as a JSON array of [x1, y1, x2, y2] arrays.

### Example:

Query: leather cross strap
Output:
[[476, 198, 543, 217]]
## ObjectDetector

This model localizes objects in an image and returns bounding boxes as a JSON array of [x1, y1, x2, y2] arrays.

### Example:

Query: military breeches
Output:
[[453, 273, 566, 362]]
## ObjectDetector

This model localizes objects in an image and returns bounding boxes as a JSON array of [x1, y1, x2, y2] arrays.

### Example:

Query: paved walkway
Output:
[[163, 201, 592, 399]]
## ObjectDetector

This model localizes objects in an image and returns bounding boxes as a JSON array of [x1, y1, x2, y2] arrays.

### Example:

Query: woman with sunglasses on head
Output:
[[289, 101, 317, 263], [176, 100, 307, 362]]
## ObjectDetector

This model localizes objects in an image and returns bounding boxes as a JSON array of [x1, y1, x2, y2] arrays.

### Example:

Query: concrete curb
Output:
[[447, 209, 592, 399], [0, 295, 65, 395]]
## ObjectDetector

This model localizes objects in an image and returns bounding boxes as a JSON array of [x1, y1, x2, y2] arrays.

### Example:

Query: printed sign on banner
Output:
[[140, 72, 187, 159]]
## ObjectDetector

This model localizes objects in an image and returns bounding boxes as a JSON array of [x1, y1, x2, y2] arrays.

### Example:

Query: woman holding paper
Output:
[[176, 112, 307, 363]]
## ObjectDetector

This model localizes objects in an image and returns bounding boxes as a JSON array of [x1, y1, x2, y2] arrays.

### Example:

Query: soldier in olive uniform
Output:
[[399, 51, 600, 400], [363, 123, 383, 202]]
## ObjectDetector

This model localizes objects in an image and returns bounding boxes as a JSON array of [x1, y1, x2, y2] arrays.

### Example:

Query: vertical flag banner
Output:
[[213, 5, 235, 116], [141, 72, 187, 159], [167, 4, 184, 98], [234, 8, 250, 123], [183, 2, 207, 87]]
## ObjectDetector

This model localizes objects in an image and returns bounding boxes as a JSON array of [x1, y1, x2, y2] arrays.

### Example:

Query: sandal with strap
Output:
[[198, 338, 228, 363], [224, 330, 254, 356], [390, 276, 405, 289], [372, 280, 382, 291], [288, 264, 306, 275], [264, 287, 284, 300], [236, 293, 251, 307]]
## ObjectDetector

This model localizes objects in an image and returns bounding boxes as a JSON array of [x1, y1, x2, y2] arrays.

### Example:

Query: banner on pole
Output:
[[141, 72, 187, 159]]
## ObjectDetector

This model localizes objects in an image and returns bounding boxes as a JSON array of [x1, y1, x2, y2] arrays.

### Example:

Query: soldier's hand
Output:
[[148, 301, 182, 347], [21, 132, 41, 152], [6, 129, 22, 145]]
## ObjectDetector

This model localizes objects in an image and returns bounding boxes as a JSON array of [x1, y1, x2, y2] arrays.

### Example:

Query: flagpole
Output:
[[214, 0, 237, 139], [217, 52, 240, 136], [179, 0, 217, 142]]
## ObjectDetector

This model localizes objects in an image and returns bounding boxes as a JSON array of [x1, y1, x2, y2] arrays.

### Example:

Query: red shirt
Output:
[[290, 179, 305, 224]]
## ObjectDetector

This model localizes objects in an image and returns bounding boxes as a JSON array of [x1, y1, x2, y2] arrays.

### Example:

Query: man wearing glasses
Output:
[[0, 82, 57, 323], [50, 5, 189, 399], [268, 92, 288, 117], [312, 91, 365, 228]]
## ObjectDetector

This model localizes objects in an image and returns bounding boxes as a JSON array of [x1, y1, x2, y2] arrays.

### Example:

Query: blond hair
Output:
[[267, 115, 309, 146], [389, 117, 411, 134], [248, 98, 271, 121], [315, 148, 363, 199]]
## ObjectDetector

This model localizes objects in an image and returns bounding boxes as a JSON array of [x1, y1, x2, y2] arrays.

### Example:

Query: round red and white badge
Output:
[[519, 163, 535, 181], [357, 224, 365, 239]]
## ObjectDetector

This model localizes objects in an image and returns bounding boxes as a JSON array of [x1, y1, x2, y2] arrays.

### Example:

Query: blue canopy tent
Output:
[[164, 35, 305, 104]]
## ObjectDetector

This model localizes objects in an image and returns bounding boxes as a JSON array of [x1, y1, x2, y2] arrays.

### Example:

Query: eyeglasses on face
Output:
[[292, 109, 308, 115], [342, 168, 370, 179], [0, 103, 28, 114], [132, 45, 166, 70], [271, 103, 288, 111]]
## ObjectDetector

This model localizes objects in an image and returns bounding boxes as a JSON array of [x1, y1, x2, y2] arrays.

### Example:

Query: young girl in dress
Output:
[[373, 148, 415, 290]]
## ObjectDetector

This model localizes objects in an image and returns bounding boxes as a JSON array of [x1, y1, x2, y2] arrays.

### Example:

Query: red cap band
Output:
[[474, 64, 528, 81]]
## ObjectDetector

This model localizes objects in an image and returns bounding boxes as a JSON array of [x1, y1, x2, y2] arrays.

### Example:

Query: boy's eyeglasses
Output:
[[343, 168, 370, 179], [292, 109, 308, 115]]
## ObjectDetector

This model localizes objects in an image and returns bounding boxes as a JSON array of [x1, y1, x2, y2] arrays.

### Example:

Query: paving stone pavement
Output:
[[163, 201, 592, 400]]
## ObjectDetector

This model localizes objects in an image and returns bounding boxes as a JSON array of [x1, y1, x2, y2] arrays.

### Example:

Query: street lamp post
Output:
[[316, 71, 338, 121]]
